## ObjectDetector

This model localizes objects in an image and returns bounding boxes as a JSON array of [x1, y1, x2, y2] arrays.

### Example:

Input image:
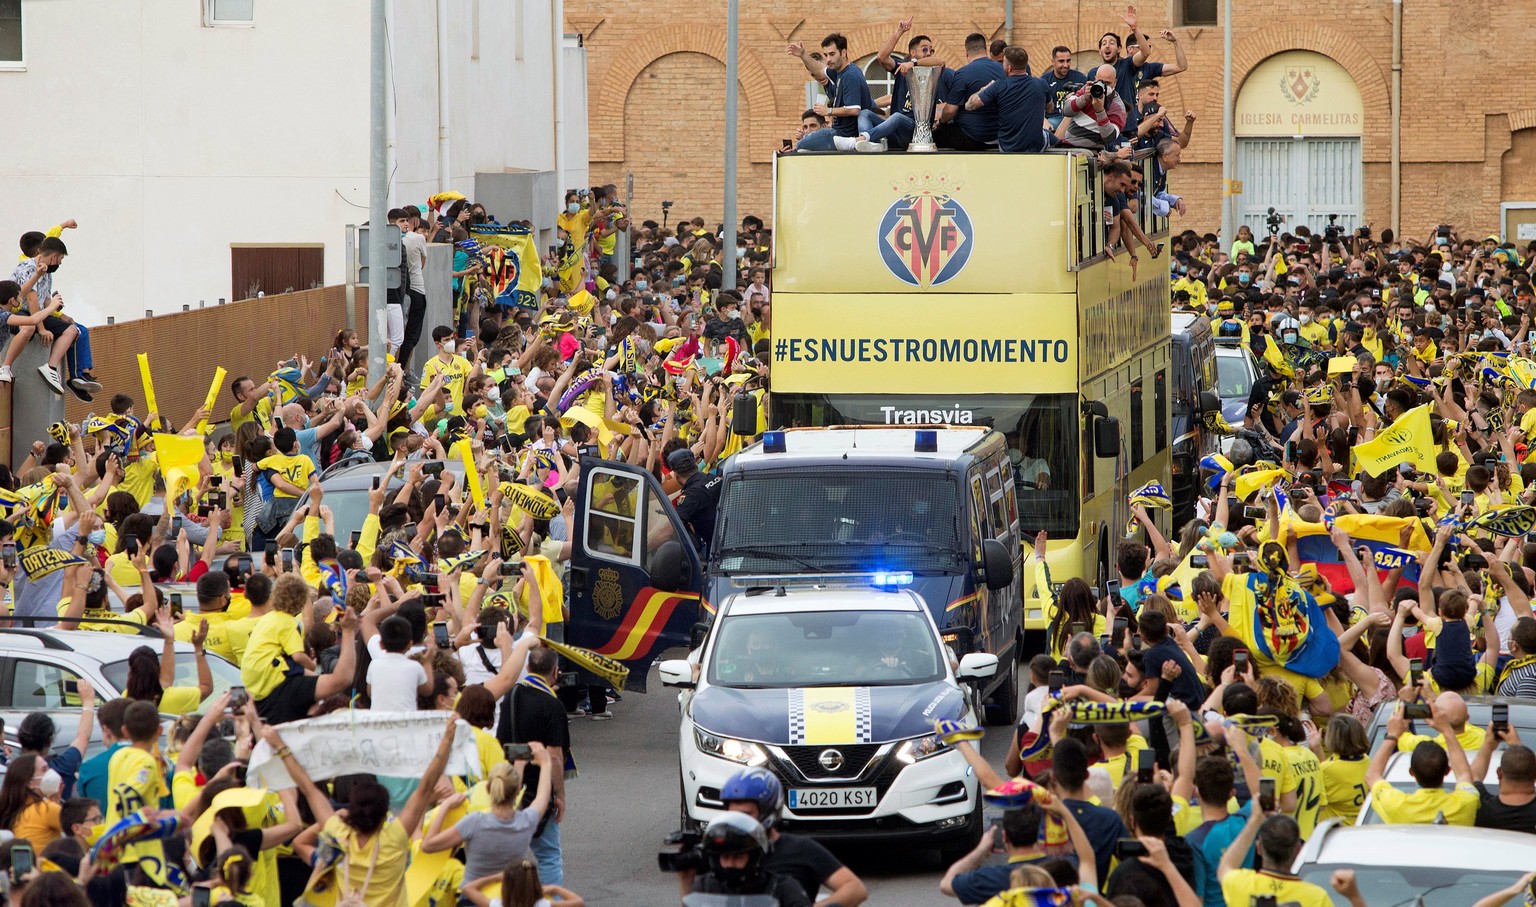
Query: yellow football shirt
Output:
[[107, 746, 168, 865], [1220, 869, 1332, 907], [257, 453, 313, 498], [1283, 743, 1324, 839], [1369, 778, 1480, 825], [241, 610, 304, 700], [1318, 755, 1368, 824]]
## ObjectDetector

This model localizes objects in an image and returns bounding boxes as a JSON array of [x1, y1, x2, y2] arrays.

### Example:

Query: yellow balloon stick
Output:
[[459, 438, 485, 511], [137, 354, 159, 423], [198, 367, 227, 437]]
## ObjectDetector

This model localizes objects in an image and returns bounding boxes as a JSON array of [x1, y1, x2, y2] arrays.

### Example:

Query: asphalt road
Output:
[[561, 665, 1021, 906]]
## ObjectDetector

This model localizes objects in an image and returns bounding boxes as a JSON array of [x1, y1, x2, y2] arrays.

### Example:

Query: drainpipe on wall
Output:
[[552, 0, 567, 199], [1391, 0, 1402, 235], [437, 0, 452, 192]]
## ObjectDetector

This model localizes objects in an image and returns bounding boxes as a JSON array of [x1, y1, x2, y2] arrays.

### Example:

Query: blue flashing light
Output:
[[872, 571, 914, 587], [915, 430, 938, 452], [763, 431, 787, 453]]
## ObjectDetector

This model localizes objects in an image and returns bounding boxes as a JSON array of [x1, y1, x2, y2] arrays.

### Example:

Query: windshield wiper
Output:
[[715, 547, 821, 572], [1387, 883, 1456, 907]]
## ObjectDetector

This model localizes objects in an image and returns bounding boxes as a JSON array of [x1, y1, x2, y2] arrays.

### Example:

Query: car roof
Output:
[[720, 586, 928, 617], [0, 628, 200, 658], [1298, 822, 1536, 870], [315, 458, 464, 491], [731, 427, 995, 468]]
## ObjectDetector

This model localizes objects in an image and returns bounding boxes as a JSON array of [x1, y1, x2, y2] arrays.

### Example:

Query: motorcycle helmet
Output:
[[719, 767, 784, 830], [701, 812, 770, 891]]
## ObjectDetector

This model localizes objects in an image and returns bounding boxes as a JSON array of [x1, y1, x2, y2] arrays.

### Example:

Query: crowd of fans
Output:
[[929, 221, 1536, 907], [0, 187, 774, 907]]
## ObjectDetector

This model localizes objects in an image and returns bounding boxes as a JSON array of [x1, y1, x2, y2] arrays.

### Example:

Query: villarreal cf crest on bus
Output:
[[878, 172, 974, 288]]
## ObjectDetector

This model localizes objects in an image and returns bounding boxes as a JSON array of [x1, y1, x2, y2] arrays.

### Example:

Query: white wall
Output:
[[0, 0, 581, 325]]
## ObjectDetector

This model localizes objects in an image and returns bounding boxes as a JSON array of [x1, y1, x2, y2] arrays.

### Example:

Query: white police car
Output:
[[658, 581, 997, 856]]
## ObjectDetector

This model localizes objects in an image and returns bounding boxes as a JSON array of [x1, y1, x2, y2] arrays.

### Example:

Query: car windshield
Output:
[[715, 470, 963, 573], [708, 610, 943, 688], [1302, 865, 1526, 907], [101, 652, 243, 703], [1216, 351, 1252, 399], [315, 489, 374, 543]]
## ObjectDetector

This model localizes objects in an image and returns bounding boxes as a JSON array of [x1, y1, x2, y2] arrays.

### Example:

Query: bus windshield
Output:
[[770, 393, 1080, 536], [715, 469, 964, 573]]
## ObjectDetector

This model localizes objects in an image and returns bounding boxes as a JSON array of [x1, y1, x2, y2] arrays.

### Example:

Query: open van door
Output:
[[566, 456, 704, 692]]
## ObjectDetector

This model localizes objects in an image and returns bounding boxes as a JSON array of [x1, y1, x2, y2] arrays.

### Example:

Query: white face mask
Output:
[[1349, 309, 1362, 319], [1299, 314, 1311, 325], [441, 340, 456, 354]]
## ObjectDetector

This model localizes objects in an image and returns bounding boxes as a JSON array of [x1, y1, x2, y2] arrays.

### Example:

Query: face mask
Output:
[[46, 264, 59, 274], [1237, 273, 1251, 285], [218, 451, 232, 461], [727, 309, 741, 320], [736, 247, 747, 258], [1176, 266, 1187, 275], [1401, 627, 1416, 638], [87, 529, 106, 547], [1299, 314, 1311, 325], [1425, 303, 1437, 314], [1282, 331, 1298, 344], [1349, 309, 1361, 319], [441, 340, 457, 354], [541, 277, 552, 288], [566, 203, 580, 215], [636, 280, 648, 291]]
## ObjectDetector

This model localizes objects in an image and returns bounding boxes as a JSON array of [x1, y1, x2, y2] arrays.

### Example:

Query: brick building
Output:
[[570, 0, 1536, 244]]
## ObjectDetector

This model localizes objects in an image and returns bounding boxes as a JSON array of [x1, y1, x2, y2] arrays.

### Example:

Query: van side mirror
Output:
[[648, 540, 688, 592], [689, 621, 710, 651], [731, 395, 758, 436], [1094, 416, 1120, 459], [981, 538, 1014, 591]]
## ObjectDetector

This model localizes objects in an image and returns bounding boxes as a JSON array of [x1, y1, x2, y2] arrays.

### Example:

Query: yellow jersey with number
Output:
[[1319, 754, 1368, 824]]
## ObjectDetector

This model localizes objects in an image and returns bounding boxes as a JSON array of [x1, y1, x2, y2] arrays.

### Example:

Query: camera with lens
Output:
[[1090, 80, 1107, 99], [661, 200, 674, 211], [1264, 207, 1282, 235], [657, 830, 706, 873], [1324, 214, 1343, 244]]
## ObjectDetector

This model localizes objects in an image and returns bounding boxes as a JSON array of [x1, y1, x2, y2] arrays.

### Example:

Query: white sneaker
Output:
[[855, 138, 889, 153], [0, 365, 13, 383], [37, 364, 64, 395], [831, 136, 858, 152]]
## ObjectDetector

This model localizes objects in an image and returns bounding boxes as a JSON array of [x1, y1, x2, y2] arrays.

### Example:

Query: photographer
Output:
[[1058, 65, 1126, 151], [671, 768, 867, 907], [686, 813, 811, 907]]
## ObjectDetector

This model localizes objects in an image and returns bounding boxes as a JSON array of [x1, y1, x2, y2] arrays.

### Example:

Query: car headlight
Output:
[[694, 728, 768, 766], [895, 732, 950, 764]]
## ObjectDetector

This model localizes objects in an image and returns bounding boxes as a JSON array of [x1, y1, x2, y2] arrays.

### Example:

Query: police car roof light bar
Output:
[[730, 572, 913, 590]]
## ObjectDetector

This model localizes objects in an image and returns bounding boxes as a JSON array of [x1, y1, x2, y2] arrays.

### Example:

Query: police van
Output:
[[656, 582, 997, 855], [564, 425, 1023, 724]]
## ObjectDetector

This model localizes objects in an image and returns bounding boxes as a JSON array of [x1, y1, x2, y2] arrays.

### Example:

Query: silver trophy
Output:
[[906, 64, 940, 152]]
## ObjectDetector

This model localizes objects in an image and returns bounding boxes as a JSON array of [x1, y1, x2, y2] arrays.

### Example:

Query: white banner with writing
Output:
[[248, 710, 480, 790]]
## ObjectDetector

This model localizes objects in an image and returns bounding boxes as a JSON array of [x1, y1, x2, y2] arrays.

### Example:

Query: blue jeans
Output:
[[67, 321, 92, 378], [794, 111, 883, 151], [531, 816, 563, 886], [865, 112, 914, 148]]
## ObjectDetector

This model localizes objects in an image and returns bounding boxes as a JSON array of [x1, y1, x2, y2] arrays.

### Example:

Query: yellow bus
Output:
[[769, 150, 1171, 652]]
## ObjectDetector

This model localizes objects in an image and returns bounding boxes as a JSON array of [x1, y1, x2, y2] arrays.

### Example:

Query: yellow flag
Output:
[[1234, 468, 1288, 502], [1351, 404, 1436, 476], [153, 433, 205, 497], [538, 635, 630, 691]]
